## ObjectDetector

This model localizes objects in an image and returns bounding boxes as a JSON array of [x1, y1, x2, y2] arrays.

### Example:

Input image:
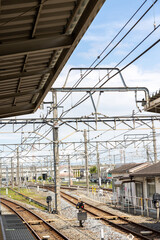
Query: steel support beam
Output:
[[0, 69, 50, 81], [0, 35, 73, 58], [0, 89, 42, 100], [0, 115, 160, 124], [0, 104, 36, 118], [51, 87, 149, 95]]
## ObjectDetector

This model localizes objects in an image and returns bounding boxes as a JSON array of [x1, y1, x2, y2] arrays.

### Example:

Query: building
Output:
[[130, 161, 160, 209], [59, 165, 73, 182], [110, 162, 160, 217]]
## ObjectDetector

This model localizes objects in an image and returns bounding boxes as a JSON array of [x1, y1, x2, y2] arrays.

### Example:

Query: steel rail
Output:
[[10, 186, 160, 239], [1, 198, 69, 240], [60, 191, 160, 240]]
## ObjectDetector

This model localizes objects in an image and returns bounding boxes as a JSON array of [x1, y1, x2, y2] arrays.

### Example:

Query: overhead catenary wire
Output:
[[57, 0, 148, 107], [58, 37, 160, 118], [56, 0, 157, 110], [0, 0, 159, 166]]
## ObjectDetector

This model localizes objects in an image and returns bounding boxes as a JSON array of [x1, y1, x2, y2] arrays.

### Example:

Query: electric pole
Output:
[[146, 146, 150, 162], [84, 129, 89, 194], [17, 147, 20, 189], [52, 91, 61, 213], [96, 142, 101, 186], [68, 155, 71, 187], [152, 119, 157, 163], [11, 157, 14, 188]]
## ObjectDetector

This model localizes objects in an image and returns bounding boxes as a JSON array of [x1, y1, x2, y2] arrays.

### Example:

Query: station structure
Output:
[[0, 1, 160, 239]]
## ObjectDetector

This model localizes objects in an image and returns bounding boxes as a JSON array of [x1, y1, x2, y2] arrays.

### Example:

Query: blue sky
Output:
[[66, 0, 160, 71], [52, 0, 160, 114]]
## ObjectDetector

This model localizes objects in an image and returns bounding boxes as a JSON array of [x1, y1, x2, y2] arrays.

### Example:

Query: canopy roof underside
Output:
[[0, 0, 105, 118]]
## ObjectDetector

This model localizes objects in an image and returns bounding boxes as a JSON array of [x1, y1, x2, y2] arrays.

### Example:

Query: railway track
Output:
[[29, 183, 112, 192], [60, 191, 160, 240], [7, 187, 160, 239], [1, 198, 69, 240]]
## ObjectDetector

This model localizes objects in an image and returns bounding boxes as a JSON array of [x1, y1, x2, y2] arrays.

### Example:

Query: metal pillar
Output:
[[52, 91, 61, 213], [41, 162, 43, 177], [21, 163, 24, 185], [11, 158, 14, 188], [84, 129, 89, 194], [68, 155, 71, 187], [146, 147, 150, 162], [123, 149, 126, 164], [50, 156, 53, 179], [6, 166, 8, 195], [6, 167, 8, 188], [152, 119, 157, 163], [17, 147, 20, 188], [96, 142, 101, 186], [47, 157, 49, 177], [34, 166, 37, 183]]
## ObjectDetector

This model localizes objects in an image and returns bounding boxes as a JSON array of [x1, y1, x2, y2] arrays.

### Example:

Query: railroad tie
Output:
[[26, 219, 56, 224], [42, 236, 50, 240]]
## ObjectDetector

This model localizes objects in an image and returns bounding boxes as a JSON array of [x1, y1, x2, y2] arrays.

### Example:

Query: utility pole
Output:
[[52, 91, 61, 213], [84, 129, 89, 194], [34, 166, 37, 183], [152, 119, 157, 163], [21, 163, 24, 185], [11, 157, 14, 188], [47, 157, 49, 177], [6, 166, 8, 194], [96, 142, 101, 186], [123, 149, 126, 164], [50, 155, 53, 179], [17, 147, 20, 188], [146, 146, 150, 162], [113, 155, 116, 165], [68, 155, 71, 187], [120, 149, 123, 164], [41, 161, 43, 177]]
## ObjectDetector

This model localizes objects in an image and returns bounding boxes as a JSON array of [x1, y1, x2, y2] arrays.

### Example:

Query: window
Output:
[[147, 178, 155, 198], [136, 182, 143, 197]]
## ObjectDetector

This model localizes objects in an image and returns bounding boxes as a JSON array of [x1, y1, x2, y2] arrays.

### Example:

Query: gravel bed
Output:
[[68, 189, 160, 234], [37, 188, 129, 240], [1, 189, 132, 239]]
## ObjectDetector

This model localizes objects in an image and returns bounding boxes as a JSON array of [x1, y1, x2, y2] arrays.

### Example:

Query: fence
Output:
[[87, 188, 159, 220]]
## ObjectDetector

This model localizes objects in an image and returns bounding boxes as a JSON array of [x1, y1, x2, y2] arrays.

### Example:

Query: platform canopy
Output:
[[0, 0, 105, 118]]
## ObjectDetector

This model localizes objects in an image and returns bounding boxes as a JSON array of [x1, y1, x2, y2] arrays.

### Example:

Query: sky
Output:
[[1, 0, 160, 167], [66, 0, 160, 71], [52, 0, 160, 117]]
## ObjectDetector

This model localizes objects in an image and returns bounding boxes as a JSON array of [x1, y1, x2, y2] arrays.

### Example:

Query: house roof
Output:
[[0, 0, 105, 118], [130, 161, 160, 177], [110, 163, 145, 174]]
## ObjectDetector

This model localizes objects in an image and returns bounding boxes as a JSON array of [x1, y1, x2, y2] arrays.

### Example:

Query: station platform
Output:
[[0, 214, 35, 240]]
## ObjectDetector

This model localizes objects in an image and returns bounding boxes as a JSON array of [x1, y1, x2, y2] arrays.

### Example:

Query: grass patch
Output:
[[1, 188, 46, 210]]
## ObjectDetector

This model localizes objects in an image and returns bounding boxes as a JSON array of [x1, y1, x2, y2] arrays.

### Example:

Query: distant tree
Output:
[[89, 166, 97, 174], [48, 177, 52, 182], [38, 176, 42, 180]]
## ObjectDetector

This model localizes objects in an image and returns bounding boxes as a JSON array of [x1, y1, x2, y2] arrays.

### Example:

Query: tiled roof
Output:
[[130, 161, 160, 177], [110, 163, 143, 174]]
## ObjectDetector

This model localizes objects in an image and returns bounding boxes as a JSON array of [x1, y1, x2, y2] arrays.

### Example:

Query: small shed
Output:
[[110, 162, 150, 206], [130, 161, 160, 209]]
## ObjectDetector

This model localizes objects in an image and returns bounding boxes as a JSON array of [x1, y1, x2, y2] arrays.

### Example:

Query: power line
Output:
[[59, 37, 160, 117], [56, 0, 157, 110]]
